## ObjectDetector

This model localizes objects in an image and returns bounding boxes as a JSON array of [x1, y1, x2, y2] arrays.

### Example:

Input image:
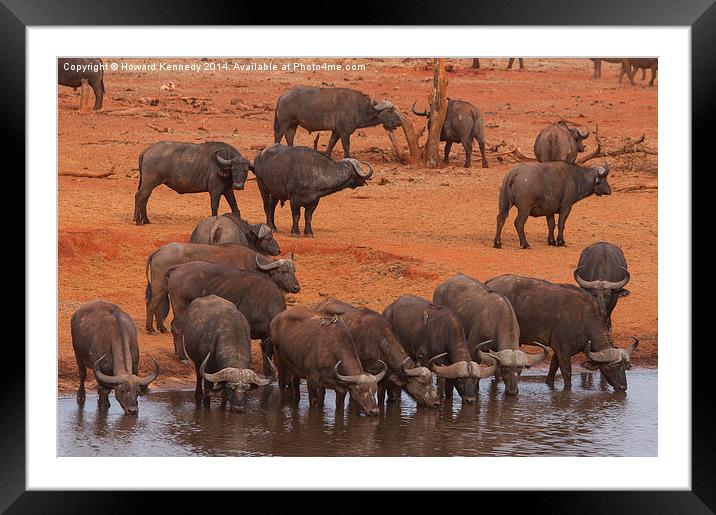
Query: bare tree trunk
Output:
[[78, 78, 92, 112], [471, 58, 480, 69], [384, 111, 425, 164], [424, 58, 448, 168]]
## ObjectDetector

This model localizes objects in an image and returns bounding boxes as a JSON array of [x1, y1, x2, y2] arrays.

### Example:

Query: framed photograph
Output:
[[5, 0, 713, 511]]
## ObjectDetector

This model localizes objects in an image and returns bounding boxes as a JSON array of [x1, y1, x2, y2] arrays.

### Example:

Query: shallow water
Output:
[[58, 369, 657, 457]]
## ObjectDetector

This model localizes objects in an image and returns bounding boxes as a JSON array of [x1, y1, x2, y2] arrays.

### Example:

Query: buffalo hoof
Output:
[[76, 391, 85, 407], [493, 241, 502, 249], [146, 328, 157, 335], [290, 232, 301, 238], [158, 326, 168, 334], [521, 243, 531, 249], [557, 241, 566, 247], [545, 377, 555, 388], [482, 162, 489, 168], [548, 240, 557, 246], [304, 232, 314, 238]]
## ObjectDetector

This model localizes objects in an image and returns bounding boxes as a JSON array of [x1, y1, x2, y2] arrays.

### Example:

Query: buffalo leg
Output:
[[260, 338, 274, 378], [494, 210, 509, 248], [556, 205, 572, 246], [335, 387, 347, 410], [307, 380, 320, 409], [194, 364, 203, 405], [514, 207, 531, 249], [461, 138, 473, 168], [202, 380, 212, 407], [557, 352, 573, 390], [507, 58, 515, 70], [89, 77, 103, 110], [289, 201, 301, 237], [76, 360, 86, 407], [649, 68, 656, 86], [209, 190, 222, 217], [377, 382, 386, 405], [259, 184, 278, 231], [593, 59, 601, 79], [97, 384, 111, 411], [386, 382, 401, 403], [284, 124, 298, 146], [477, 137, 488, 168], [546, 214, 557, 246], [170, 319, 188, 362], [317, 386, 326, 407], [546, 354, 559, 387], [134, 176, 162, 225], [222, 189, 241, 219], [291, 377, 301, 402], [303, 200, 319, 237], [325, 131, 340, 158], [146, 290, 168, 334], [443, 141, 453, 164], [340, 133, 351, 159]]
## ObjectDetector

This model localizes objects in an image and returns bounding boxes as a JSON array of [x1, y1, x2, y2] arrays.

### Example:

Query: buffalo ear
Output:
[[579, 360, 600, 371], [616, 288, 630, 298]]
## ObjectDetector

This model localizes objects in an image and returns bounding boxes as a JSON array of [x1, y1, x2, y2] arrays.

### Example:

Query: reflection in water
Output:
[[58, 370, 657, 457]]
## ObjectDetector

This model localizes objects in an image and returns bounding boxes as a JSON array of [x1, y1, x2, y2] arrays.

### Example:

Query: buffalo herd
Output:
[[69, 59, 644, 418]]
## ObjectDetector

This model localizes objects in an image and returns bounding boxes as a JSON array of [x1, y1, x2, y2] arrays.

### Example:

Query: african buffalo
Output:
[[71, 300, 159, 415], [411, 98, 488, 168], [58, 58, 105, 110], [273, 86, 402, 158], [574, 242, 631, 332], [144, 242, 299, 334], [534, 122, 590, 163], [270, 305, 387, 415], [183, 295, 274, 412], [620, 58, 658, 86], [166, 261, 286, 377], [134, 141, 252, 225], [382, 295, 495, 404], [486, 274, 639, 391], [590, 58, 632, 79], [315, 298, 439, 407], [471, 58, 524, 70], [433, 274, 549, 396], [189, 213, 280, 255], [493, 161, 612, 249], [253, 144, 373, 237]]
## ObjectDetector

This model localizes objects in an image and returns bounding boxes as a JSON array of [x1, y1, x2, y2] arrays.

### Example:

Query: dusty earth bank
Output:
[[57, 58, 657, 393]]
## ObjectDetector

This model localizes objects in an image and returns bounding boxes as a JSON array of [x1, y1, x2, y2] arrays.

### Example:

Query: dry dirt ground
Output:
[[58, 58, 658, 393]]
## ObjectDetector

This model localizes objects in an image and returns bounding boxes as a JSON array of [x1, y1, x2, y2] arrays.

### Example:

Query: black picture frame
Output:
[[4, 0, 713, 512]]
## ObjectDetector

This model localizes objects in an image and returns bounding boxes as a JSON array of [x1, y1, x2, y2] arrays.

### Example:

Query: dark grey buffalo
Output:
[[493, 161, 612, 249], [533, 122, 589, 163], [574, 242, 631, 332], [433, 274, 548, 396], [411, 98, 488, 168], [253, 144, 373, 237], [273, 86, 402, 158], [134, 141, 252, 225], [166, 261, 287, 378], [315, 298, 439, 407], [486, 274, 639, 391], [183, 295, 274, 412], [382, 295, 495, 404], [144, 242, 299, 335], [189, 213, 280, 256], [58, 58, 105, 110], [270, 305, 386, 415], [620, 58, 658, 86], [71, 300, 159, 415], [590, 58, 629, 79]]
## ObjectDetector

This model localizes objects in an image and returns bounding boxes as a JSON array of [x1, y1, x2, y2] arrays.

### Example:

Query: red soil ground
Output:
[[57, 58, 657, 393]]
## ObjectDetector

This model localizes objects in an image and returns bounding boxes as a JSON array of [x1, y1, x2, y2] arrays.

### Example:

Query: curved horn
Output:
[[400, 357, 427, 378], [429, 353, 470, 379], [523, 341, 550, 367], [411, 101, 429, 117], [373, 100, 393, 111], [245, 369, 274, 387], [574, 266, 630, 290], [138, 357, 160, 386], [601, 267, 631, 290], [256, 224, 271, 240], [626, 336, 639, 355], [334, 360, 363, 384], [92, 355, 125, 385], [372, 360, 388, 382], [577, 126, 590, 138], [469, 359, 496, 379], [215, 150, 234, 168], [574, 266, 602, 289], [255, 255, 280, 271], [471, 339, 493, 357], [585, 341, 624, 364], [344, 158, 373, 178]]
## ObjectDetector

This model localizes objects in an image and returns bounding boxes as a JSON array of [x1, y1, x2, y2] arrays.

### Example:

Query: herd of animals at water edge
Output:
[[61, 57, 653, 417]]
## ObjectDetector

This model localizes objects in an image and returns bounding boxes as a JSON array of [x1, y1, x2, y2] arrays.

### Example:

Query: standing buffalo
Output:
[[486, 274, 639, 391], [270, 305, 387, 415], [533, 122, 589, 163], [134, 141, 252, 225], [433, 275, 548, 396], [573, 242, 631, 331], [411, 98, 488, 168], [183, 295, 274, 412], [166, 261, 287, 377], [189, 213, 280, 256], [144, 242, 299, 334], [471, 58, 524, 70], [58, 58, 105, 110], [71, 300, 159, 415], [590, 58, 632, 79], [382, 295, 495, 403], [273, 86, 402, 158], [620, 58, 658, 86], [493, 161, 612, 249], [253, 144, 373, 237], [315, 298, 439, 407]]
